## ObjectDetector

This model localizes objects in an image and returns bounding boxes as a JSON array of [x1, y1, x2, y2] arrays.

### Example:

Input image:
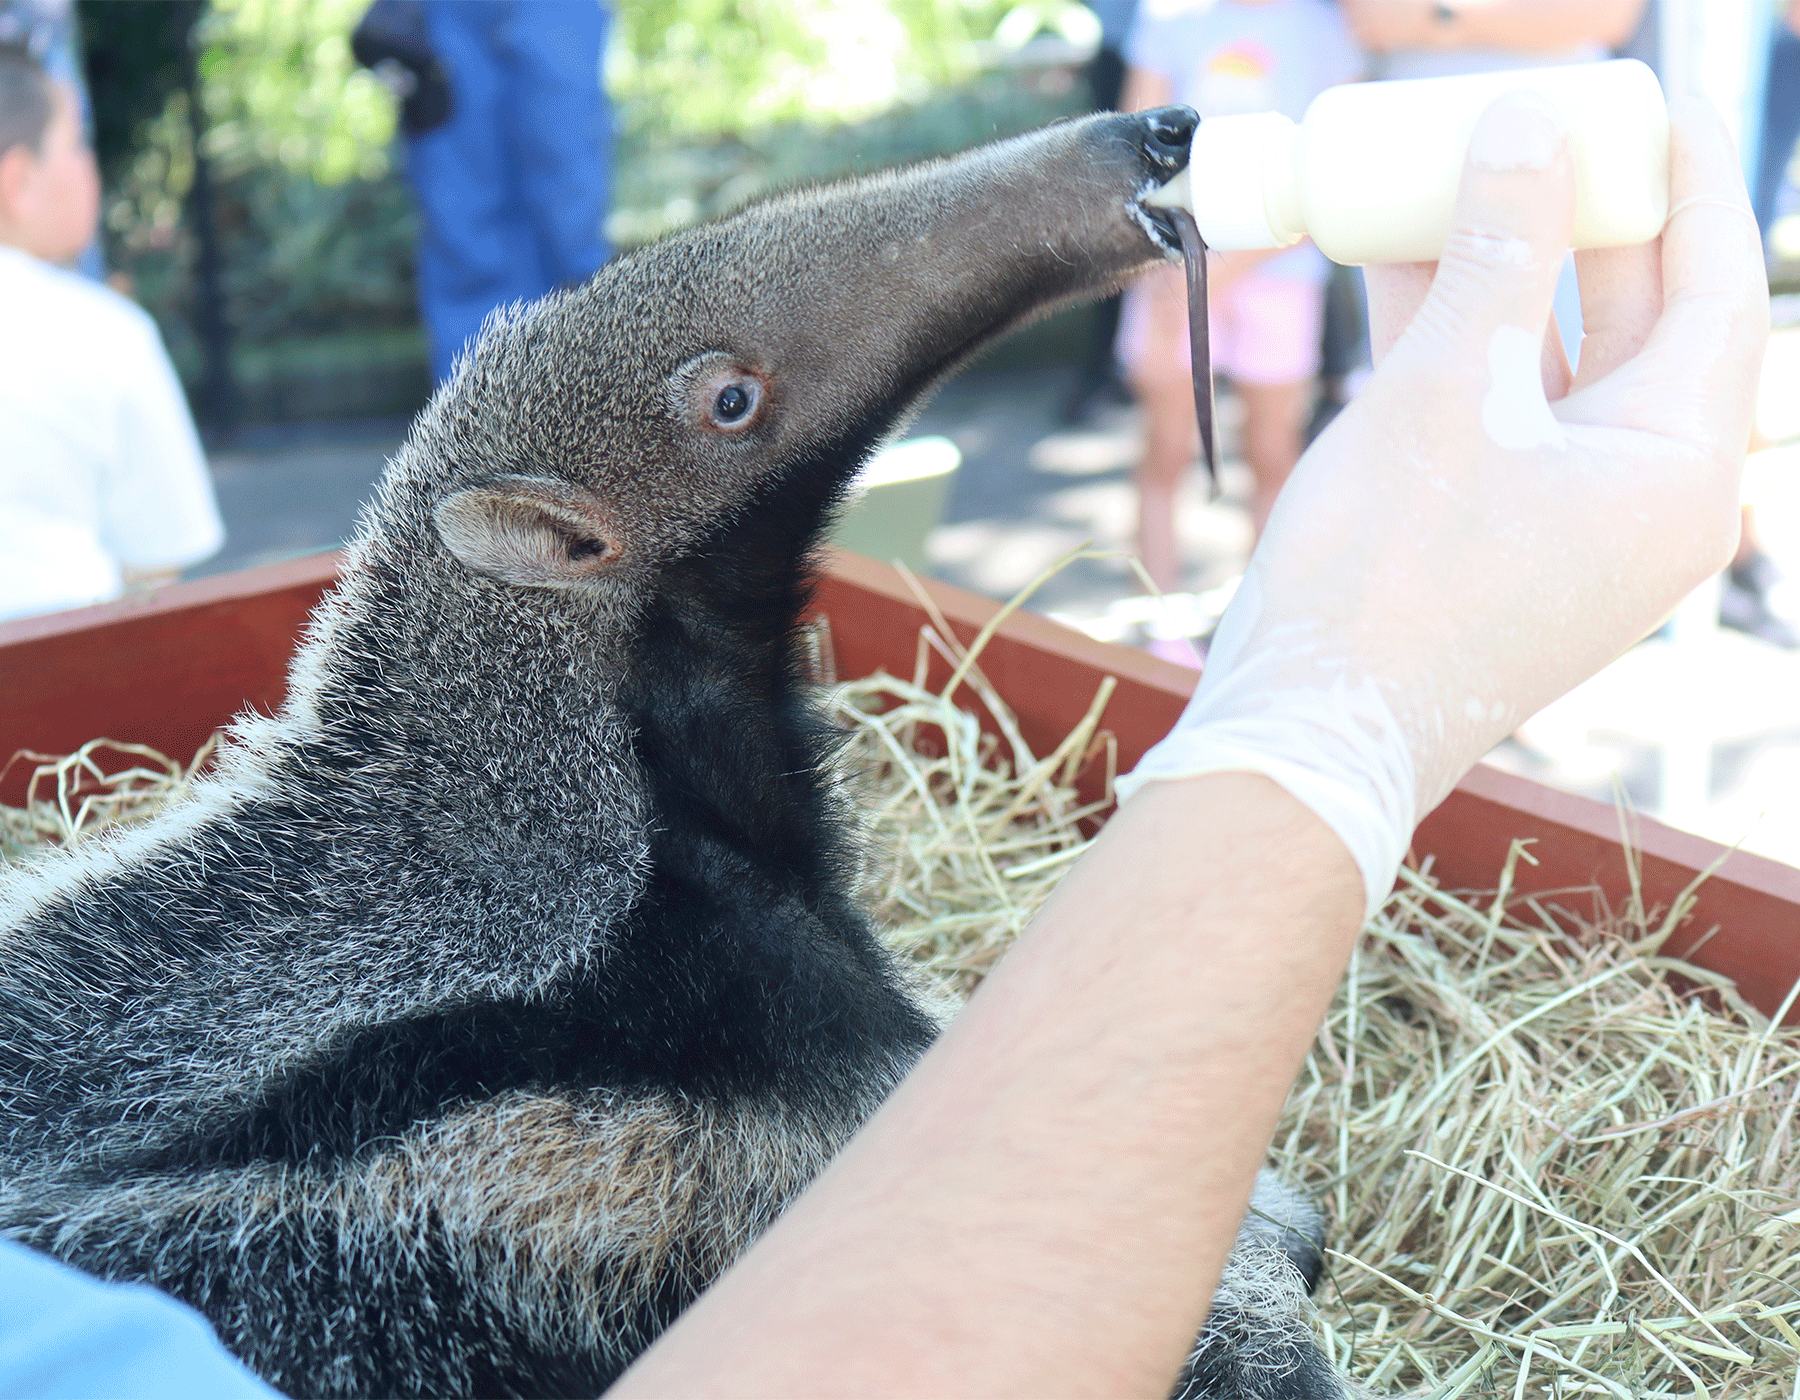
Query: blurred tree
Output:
[[80, 0, 199, 188], [194, 0, 414, 349], [196, 0, 396, 185], [82, 1, 236, 423], [88, 0, 1095, 421], [608, 0, 1016, 137], [93, 0, 417, 397]]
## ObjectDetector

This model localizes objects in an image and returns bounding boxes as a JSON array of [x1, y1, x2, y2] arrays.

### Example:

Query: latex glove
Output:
[[1119, 92, 1769, 918]]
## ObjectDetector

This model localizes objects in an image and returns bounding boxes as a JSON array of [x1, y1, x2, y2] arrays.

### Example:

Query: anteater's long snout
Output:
[[633, 102, 1210, 449], [1136, 105, 1198, 178], [1131, 105, 1199, 252]]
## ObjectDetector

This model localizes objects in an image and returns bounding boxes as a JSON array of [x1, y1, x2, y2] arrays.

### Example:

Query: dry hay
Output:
[[7, 610, 1800, 1398], [831, 609, 1800, 1399], [1280, 862, 1800, 1399], [0, 736, 214, 865], [822, 604, 1117, 998]]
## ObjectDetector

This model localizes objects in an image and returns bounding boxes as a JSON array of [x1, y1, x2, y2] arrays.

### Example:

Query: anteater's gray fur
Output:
[[0, 110, 1363, 1398]]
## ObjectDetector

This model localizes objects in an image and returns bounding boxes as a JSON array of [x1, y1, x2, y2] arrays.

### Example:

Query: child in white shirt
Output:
[[0, 45, 222, 622]]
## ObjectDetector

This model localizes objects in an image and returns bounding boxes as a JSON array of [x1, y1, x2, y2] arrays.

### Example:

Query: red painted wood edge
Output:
[[816, 549, 1800, 1020], [0, 552, 344, 802], [1417, 763, 1800, 1019], [4, 547, 1797, 1021], [812, 547, 1192, 805]]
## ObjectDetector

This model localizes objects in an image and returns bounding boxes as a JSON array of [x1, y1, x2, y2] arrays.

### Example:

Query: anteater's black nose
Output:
[[1137, 105, 1198, 177]]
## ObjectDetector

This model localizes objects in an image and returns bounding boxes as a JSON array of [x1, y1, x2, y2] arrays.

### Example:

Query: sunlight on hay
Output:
[[827, 626, 1114, 998], [826, 604, 1800, 1398], [1279, 862, 1800, 1399], [6, 600, 1799, 1398]]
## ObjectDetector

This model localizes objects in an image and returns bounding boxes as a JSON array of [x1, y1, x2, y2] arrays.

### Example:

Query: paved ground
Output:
[[195, 319, 1800, 867], [202, 422, 409, 578]]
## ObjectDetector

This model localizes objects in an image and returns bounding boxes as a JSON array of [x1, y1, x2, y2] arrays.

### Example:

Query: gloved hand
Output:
[[1119, 92, 1769, 918]]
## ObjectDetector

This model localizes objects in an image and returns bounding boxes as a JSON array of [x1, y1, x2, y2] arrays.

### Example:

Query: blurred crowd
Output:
[[1, 0, 617, 623], [0, 0, 1797, 643]]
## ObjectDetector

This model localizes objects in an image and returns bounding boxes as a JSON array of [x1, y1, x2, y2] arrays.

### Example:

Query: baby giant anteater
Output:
[[0, 108, 1365, 1399]]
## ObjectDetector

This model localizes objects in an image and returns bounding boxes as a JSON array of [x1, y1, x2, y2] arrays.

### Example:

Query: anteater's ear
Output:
[[433, 476, 622, 588]]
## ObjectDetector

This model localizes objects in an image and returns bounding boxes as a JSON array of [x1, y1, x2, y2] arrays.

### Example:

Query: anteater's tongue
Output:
[[1168, 206, 1216, 495]]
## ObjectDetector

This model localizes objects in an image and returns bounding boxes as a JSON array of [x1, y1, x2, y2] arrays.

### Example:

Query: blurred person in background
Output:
[[1339, 0, 1645, 79], [354, 0, 614, 386], [0, 0, 101, 280], [1312, 2, 1650, 445], [0, 44, 222, 624], [1733, 0, 1800, 648], [1345, 0, 1798, 649], [1755, 2, 1800, 246], [1117, 0, 1361, 656]]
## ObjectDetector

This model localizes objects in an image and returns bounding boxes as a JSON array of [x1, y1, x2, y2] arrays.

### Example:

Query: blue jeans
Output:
[[1755, 26, 1800, 241], [405, 1, 613, 383]]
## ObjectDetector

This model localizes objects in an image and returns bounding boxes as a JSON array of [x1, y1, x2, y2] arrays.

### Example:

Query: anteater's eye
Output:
[[675, 353, 769, 434], [713, 383, 756, 424]]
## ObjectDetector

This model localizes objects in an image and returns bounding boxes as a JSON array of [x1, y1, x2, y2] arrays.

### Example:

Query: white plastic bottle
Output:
[[1146, 59, 1669, 265]]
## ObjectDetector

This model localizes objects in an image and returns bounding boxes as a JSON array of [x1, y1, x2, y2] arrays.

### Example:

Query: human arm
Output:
[[609, 93, 1766, 1398], [1128, 92, 1765, 916], [1341, 0, 1647, 55], [612, 773, 1359, 1398]]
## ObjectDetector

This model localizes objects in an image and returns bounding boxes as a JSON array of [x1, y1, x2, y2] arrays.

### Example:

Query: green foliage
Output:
[[609, 66, 1086, 245], [191, 1, 415, 339], [214, 163, 416, 343], [95, 0, 1100, 412], [603, 0, 1100, 244], [195, 0, 396, 185], [608, 0, 1015, 137], [100, 0, 415, 378]]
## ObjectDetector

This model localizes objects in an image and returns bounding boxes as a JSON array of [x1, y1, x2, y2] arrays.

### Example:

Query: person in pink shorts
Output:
[[1118, 0, 1362, 598]]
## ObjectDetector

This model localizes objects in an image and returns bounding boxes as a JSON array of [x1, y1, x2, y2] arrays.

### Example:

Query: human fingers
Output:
[[1569, 241, 1661, 390], [1362, 261, 1434, 365], [1633, 97, 1768, 446], [1402, 91, 1576, 370]]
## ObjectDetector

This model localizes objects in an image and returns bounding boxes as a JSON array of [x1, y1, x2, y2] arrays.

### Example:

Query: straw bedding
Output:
[[0, 735, 215, 863], [6, 614, 1798, 1399]]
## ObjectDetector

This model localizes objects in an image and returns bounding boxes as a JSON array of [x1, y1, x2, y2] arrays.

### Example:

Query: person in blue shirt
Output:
[[0, 1237, 281, 1399]]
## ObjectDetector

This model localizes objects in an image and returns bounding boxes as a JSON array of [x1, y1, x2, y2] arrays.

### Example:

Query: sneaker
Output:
[[1720, 552, 1800, 649]]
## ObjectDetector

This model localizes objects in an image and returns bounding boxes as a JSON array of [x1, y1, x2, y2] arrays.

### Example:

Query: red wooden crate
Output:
[[5, 548, 1798, 1022]]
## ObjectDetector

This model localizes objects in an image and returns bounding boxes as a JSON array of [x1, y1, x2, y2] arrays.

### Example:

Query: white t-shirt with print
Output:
[[0, 245, 223, 622]]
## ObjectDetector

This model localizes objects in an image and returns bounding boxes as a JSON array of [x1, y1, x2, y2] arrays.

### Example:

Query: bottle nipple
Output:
[[1144, 167, 1191, 211]]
